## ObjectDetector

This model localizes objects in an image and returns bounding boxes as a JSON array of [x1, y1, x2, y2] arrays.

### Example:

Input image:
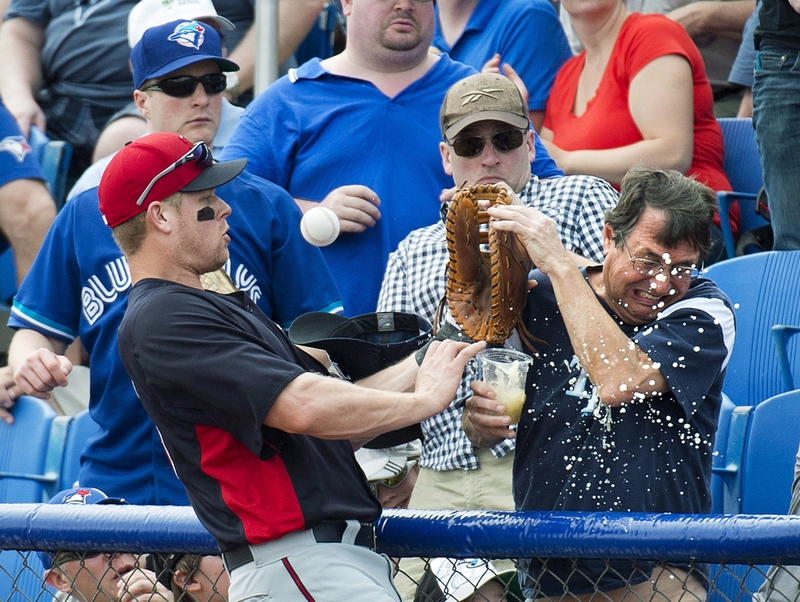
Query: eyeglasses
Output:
[[368, 460, 417, 497], [52, 551, 105, 568], [142, 73, 227, 98], [449, 128, 527, 158], [622, 239, 698, 281], [136, 141, 214, 207]]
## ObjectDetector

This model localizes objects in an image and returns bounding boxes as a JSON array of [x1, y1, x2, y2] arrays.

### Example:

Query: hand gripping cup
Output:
[[477, 348, 533, 424]]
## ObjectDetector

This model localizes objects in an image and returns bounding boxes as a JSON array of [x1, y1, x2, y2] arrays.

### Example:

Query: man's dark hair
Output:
[[604, 164, 718, 258]]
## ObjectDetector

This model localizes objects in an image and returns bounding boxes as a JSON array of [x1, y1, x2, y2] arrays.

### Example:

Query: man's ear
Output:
[[440, 141, 454, 177], [147, 201, 175, 234], [44, 568, 72, 593], [174, 569, 201, 592], [133, 89, 150, 119], [602, 223, 614, 256]]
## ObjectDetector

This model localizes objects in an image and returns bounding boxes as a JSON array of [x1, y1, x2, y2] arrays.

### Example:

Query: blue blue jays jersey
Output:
[[9, 171, 343, 504]]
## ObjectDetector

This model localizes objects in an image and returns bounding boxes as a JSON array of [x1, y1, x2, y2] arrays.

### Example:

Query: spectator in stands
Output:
[[560, 0, 756, 113], [0, 101, 58, 288], [6, 21, 343, 505], [98, 132, 483, 602], [0, 0, 137, 181], [376, 71, 618, 601], [220, 0, 563, 318], [39, 487, 173, 602], [68, 9, 244, 200], [728, 2, 761, 117], [752, 0, 800, 250], [463, 165, 736, 601], [431, 0, 572, 132], [89, 0, 333, 165], [541, 0, 734, 262]]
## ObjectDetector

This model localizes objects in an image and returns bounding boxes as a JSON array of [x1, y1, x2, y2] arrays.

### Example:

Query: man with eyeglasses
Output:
[[6, 19, 343, 506], [463, 165, 736, 601], [219, 0, 564, 320], [376, 71, 618, 601]]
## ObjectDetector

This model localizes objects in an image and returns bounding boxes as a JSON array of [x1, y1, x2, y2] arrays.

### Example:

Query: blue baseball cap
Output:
[[38, 488, 126, 571], [131, 19, 239, 90]]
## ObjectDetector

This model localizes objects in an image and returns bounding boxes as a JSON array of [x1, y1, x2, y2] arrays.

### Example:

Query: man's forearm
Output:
[[8, 328, 66, 373], [546, 262, 670, 406]]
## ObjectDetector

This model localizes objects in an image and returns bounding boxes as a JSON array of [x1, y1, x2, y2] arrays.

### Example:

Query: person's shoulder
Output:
[[397, 220, 446, 252], [624, 12, 689, 40], [542, 174, 617, 193], [287, 57, 329, 84]]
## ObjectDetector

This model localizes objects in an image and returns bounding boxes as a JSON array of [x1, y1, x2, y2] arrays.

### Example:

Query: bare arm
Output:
[[667, 0, 756, 40], [264, 340, 484, 440], [542, 55, 694, 185], [9, 328, 72, 407], [0, 17, 46, 136], [487, 205, 670, 406]]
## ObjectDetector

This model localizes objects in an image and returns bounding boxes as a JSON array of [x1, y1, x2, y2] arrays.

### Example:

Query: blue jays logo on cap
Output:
[[0, 136, 31, 162], [168, 20, 205, 50]]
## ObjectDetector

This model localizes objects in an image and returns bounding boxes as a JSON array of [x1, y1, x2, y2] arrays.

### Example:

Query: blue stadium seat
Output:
[[739, 390, 800, 515], [703, 251, 800, 408], [710, 393, 736, 514], [59, 409, 101, 491], [0, 396, 58, 503], [716, 117, 768, 259], [705, 391, 800, 602], [0, 549, 51, 602], [29, 126, 72, 210]]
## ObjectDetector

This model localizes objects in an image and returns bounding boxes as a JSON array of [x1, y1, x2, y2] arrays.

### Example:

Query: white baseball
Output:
[[300, 206, 340, 247]]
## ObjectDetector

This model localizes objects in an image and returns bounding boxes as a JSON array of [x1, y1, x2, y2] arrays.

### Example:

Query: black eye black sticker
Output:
[[197, 206, 215, 222]]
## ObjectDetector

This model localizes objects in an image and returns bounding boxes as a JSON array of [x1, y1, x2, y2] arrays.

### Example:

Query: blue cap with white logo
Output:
[[131, 19, 239, 89]]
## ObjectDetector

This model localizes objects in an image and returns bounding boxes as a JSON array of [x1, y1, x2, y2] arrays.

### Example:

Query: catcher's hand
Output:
[[444, 184, 534, 346]]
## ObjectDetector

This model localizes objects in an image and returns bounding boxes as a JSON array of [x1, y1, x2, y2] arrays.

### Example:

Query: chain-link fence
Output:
[[3, 506, 800, 602]]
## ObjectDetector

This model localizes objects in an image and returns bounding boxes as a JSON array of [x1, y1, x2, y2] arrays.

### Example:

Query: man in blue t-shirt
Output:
[[220, 0, 563, 318], [6, 19, 342, 505], [464, 165, 736, 600]]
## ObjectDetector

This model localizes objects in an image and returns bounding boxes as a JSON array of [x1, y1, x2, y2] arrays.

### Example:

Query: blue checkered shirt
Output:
[[376, 174, 619, 471]]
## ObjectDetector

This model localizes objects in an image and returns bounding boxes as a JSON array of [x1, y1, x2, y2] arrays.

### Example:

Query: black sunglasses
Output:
[[53, 551, 105, 567], [143, 73, 227, 98], [450, 128, 527, 158]]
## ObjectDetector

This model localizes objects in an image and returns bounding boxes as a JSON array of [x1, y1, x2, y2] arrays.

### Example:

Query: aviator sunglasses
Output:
[[136, 141, 214, 206], [143, 73, 227, 98], [449, 128, 527, 158]]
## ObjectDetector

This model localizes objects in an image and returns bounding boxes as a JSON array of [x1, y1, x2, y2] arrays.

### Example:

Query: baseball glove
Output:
[[443, 184, 537, 347]]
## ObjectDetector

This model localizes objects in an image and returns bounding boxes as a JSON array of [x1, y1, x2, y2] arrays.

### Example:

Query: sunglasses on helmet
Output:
[[135, 141, 214, 207], [143, 73, 227, 98], [449, 128, 527, 158]]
